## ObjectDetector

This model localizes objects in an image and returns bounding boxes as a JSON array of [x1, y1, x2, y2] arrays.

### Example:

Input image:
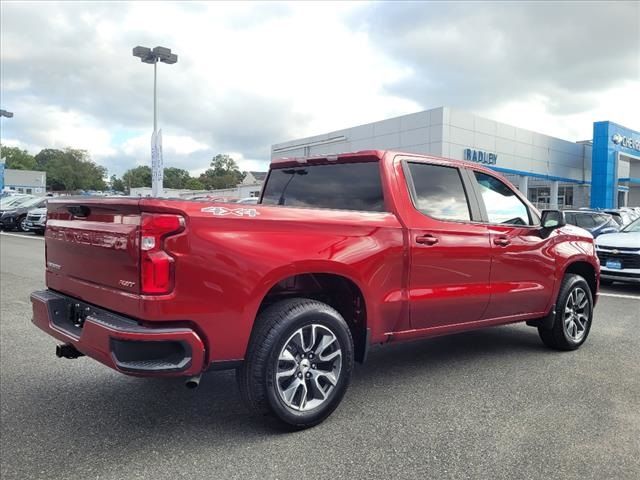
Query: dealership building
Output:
[[271, 107, 640, 209]]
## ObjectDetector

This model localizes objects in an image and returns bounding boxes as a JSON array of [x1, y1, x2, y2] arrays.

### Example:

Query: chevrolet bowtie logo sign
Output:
[[611, 133, 640, 151]]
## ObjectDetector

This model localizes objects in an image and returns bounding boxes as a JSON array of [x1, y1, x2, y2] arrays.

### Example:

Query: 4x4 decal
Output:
[[201, 206, 260, 217]]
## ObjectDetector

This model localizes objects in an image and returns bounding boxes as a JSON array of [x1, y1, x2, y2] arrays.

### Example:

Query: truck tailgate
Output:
[[46, 198, 142, 294]]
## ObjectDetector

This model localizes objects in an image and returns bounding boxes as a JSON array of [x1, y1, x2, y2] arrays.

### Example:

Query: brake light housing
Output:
[[140, 213, 184, 294]]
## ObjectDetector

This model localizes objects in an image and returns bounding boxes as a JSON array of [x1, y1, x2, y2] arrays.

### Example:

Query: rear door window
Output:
[[261, 161, 385, 212], [405, 162, 471, 221]]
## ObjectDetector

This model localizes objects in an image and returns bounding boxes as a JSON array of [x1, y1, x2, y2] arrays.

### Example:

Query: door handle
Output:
[[493, 236, 510, 247], [416, 234, 439, 246]]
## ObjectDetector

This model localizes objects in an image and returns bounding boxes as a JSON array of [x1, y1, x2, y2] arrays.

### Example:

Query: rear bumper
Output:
[[31, 290, 206, 376]]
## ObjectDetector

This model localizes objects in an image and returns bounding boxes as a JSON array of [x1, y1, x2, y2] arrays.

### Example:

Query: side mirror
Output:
[[540, 209, 566, 229]]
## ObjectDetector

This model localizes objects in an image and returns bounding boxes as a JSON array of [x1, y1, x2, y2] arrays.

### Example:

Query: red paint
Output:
[[31, 150, 600, 376]]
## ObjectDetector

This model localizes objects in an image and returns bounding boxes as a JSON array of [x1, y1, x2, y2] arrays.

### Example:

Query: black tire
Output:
[[600, 278, 613, 286], [538, 274, 594, 351], [237, 298, 354, 429], [17, 215, 28, 232]]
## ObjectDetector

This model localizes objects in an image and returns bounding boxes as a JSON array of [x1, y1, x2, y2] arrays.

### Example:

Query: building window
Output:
[[558, 186, 573, 207]]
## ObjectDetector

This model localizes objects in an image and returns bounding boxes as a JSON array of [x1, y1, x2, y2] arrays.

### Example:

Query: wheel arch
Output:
[[563, 260, 598, 301], [251, 270, 370, 363]]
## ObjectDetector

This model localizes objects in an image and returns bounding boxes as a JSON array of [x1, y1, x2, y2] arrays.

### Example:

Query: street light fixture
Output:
[[0, 109, 14, 118], [132, 45, 178, 196]]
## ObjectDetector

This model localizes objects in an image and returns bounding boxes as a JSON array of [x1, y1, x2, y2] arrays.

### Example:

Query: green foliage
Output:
[[122, 166, 152, 189], [3, 146, 244, 194], [0, 145, 37, 170], [34, 148, 107, 191], [110, 175, 125, 192], [163, 167, 192, 189], [184, 177, 204, 190], [199, 154, 245, 189]]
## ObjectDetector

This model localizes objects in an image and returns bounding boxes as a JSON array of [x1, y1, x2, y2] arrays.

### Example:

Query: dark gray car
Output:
[[0, 196, 47, 232]]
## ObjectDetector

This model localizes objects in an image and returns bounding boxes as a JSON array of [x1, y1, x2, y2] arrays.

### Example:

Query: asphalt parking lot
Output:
[[1, 231, 639, 480]]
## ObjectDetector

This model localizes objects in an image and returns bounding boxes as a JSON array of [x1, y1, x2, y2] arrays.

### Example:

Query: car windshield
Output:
[[20, 197, 45, 208], [0, 196, 35, 208], [622, 217, 640, 232]]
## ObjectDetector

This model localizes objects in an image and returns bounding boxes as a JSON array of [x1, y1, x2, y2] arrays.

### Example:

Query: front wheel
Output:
[[237, 298, 354, 429], [538, 274, 594, 350], [17, 216, 29, 232]]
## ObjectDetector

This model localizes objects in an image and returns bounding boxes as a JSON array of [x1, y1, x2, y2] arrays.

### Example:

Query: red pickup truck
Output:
[[31, 150, 599, 427]]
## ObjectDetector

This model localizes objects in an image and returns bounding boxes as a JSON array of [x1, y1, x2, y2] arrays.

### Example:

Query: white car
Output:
[[25, 206, 47, 235], [236, 197, 259, 204], [595, 217, 640, 285]]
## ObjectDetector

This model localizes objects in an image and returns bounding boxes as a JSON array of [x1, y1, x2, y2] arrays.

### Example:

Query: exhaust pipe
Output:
[[56, 343, 84, 359], [185, 374, 201, 389]]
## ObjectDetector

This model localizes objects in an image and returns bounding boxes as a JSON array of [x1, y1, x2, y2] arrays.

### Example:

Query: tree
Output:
[[34, 148, 107, 191], [122, 166, 152, 190], [110, 175, 125, 192], [198, 154, 245, 190], [163, 167, 191, 189], [0, 145, 36, 170], [184, 177, 204, 190]]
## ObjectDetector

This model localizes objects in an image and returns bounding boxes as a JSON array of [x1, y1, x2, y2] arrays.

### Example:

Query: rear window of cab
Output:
[[261, 162, 385, 212]]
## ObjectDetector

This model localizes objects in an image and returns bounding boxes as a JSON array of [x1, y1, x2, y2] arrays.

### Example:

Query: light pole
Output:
[[132, 46, 178, 197], [0, 110, 11, 192]]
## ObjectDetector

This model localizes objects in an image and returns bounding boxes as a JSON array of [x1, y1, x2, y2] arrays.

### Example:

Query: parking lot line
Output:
[[0, 232, 45, 241], [599, 292, 640, 300]]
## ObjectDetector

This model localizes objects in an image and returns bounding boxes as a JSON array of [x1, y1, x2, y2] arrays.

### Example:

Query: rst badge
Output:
[[201, 206, 260, 217]]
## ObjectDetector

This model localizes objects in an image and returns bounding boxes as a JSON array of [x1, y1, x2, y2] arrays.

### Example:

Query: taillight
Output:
[[140, 213, 184, 294]]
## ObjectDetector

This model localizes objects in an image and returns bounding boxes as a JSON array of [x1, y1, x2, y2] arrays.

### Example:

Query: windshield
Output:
[[0, 196, 34, 209], [622, 217, 640, 232], [20, 197, 46, 208]]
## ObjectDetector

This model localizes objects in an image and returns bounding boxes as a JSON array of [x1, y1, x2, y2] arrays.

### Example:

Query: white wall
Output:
[[271, 107, 588, 186], [444, 107, 586, 183], [271, 107, 447, 159]]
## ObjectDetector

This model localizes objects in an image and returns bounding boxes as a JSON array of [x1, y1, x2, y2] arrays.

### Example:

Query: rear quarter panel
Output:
[[140, 199, 405, 363]]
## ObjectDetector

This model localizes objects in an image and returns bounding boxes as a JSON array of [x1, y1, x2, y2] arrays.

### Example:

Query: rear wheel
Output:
[[538, 274, 593, 350], [237, 298, 354, 428]]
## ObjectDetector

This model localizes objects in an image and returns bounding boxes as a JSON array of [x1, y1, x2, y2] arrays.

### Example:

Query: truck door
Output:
[[398, 160, 492, 330], [468, 170, 555, 319]]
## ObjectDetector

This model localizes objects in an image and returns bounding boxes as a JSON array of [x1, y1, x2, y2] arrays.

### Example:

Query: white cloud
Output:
[[1, 0, 638, 178]]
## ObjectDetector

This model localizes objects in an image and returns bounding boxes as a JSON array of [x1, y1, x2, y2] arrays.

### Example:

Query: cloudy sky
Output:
[[1, 1, 638, 177]]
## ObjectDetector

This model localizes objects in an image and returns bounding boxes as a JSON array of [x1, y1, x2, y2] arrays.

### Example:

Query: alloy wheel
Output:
[[276, 324, 342, 412], [563, 287, 590, 342]]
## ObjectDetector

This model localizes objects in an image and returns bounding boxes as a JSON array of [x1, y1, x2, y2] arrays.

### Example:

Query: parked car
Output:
[[31, 150, 600, 428], [0, 196, 47, 232], [563, 210, 619, 237], [595, 217, 640, 285], [236, 197, 259, 204], [620, 207, 640, 222], [25, 206, 48, 235], [601, 209, 635, 227]]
